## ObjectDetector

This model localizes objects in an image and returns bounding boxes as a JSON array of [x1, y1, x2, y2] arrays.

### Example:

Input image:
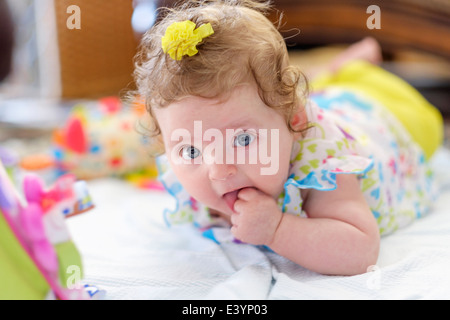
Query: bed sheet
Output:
[[67, 148, 450, 300]]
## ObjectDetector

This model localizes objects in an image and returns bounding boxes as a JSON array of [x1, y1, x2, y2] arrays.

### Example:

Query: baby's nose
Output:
[[208, 163, 237, 181]]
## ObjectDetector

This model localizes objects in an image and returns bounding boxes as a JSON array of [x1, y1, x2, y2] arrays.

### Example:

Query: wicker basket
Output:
[[53, 0, 137, 99]]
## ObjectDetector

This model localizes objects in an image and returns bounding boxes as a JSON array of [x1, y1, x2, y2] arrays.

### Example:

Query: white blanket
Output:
[[67, 148, 450, 300]]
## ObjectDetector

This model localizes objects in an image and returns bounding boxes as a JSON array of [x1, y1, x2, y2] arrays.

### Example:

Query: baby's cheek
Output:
[[254, 175, 285, 200], [181, 176, 204, 196], [180, 175, 215, 205]]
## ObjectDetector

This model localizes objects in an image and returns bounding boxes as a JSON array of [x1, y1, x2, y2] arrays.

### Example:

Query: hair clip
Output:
[[161, 20, 214, 61]]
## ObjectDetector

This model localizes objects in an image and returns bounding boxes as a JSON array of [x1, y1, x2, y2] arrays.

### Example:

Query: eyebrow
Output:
[[223, 116, 260, 131]]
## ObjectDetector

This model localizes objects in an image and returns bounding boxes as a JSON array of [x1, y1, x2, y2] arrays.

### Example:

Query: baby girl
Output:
[[133, 0, 443, 275]]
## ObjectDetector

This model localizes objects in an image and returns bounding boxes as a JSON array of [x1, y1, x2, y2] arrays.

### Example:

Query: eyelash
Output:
[[179, 145, 200, 160], [233, 131, 257, 147], [178, 130, 258, 160]]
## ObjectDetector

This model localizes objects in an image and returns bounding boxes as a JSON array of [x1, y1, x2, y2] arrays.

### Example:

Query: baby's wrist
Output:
[[264, 211, 284, 247]]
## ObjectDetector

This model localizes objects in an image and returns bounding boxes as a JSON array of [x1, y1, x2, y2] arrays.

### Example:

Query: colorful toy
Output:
[[52, 96, 161, 184], [0, 146, 18, 181], [19, 153, 56, 187], [0, 159, 100, 299]]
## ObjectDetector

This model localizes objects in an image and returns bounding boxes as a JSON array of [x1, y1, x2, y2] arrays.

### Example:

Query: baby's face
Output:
[[154, 84, 295, 216]]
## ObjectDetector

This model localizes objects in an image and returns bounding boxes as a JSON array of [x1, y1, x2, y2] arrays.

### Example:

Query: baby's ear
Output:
[[290, 113, 301, 128], [290, 105, 308, 134]]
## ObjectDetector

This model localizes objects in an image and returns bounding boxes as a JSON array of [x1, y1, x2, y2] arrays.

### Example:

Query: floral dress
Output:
[[157, 87, 438, 242]]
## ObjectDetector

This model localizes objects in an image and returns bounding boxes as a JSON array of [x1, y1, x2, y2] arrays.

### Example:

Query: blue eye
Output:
[[234, 132, 255, 147], [180, 146, 201, 160]]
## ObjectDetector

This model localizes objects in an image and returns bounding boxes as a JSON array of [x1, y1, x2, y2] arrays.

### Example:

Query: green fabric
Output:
[[311, 60, 443, 160], [55, 240, 83, 289], [0, 210, 49, 299]]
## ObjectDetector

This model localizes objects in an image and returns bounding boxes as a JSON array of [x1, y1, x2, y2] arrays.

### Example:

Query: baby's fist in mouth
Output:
[[230, 187, 283, 246]]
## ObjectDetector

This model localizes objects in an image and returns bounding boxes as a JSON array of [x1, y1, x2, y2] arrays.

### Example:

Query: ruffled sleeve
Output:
[[278, 101, 374, 216]]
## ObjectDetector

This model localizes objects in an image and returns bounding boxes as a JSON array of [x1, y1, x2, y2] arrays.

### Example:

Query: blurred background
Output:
[[0, 0, 449, 185]]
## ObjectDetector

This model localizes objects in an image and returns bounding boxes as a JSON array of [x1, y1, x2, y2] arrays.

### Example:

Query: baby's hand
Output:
[[231, 188, 282, 246]]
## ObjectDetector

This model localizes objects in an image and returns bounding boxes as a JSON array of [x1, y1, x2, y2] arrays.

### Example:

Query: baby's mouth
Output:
[[222, 189, 242, 213]]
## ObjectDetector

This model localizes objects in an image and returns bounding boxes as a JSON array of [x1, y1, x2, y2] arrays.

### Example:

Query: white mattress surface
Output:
[[67, 148, 450, 299]]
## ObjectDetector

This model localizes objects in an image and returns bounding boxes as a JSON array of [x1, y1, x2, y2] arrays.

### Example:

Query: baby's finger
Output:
[[233, 198, 244, 213], [237, 187, 258, 201], [230, 212, 239, 226]]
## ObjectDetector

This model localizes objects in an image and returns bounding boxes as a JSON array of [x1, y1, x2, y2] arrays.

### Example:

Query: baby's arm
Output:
[[231, 174, 380, 276]]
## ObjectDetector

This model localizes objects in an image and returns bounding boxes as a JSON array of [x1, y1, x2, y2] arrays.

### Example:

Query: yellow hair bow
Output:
[[161, 20, 214, 61]]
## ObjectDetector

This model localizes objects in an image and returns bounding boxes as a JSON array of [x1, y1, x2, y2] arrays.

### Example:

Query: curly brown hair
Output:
[[133, 0, 309, 137]]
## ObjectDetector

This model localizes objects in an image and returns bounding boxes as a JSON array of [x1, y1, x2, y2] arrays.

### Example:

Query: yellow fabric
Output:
[[161, 21, 214, 60], [310, 60, 443, 159]]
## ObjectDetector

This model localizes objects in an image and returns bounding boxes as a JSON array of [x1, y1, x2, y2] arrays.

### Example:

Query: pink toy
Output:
[[0, 159, 99, 299]]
